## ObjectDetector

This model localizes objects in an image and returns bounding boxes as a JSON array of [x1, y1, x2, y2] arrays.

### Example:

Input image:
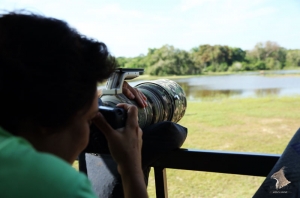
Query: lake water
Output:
[[100, 70, 300, 100]]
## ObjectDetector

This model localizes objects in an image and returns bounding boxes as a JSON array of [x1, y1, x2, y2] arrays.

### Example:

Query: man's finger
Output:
[[138, 89, 147, 100], [137, 91, 147, 107], [122, 81, 147, 108], [122, 81, 134, 99], [116, 103, 139, 129], [132, 88, 146, 108], [123, 87, 135, 99]]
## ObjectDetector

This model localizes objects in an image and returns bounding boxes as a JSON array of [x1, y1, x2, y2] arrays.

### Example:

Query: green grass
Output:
[[73, 96, 300, 197], [146, 96, 300, 197]]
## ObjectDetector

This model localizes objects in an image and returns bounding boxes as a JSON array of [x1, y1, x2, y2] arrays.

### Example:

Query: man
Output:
[[0, 11, 147, 198]]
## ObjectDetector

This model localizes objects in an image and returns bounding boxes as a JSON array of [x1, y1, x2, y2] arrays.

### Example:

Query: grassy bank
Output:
[[146, 96, 300, 197], [73, 96, 300, 197]]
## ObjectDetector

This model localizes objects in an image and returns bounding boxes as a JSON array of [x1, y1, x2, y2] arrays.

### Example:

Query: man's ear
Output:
[[40, 126, 65, 137], [19, 120, 57, 137]]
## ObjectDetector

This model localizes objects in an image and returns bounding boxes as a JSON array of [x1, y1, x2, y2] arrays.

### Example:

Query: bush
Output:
[[228, 62, 243, 72], [265, 57, 282, 70], [254, 61, 267, 70]]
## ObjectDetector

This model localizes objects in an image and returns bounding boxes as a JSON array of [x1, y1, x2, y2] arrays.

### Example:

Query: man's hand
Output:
[[92, 103, 148, 197], [92, 103, 142, 169], [122, 81, 147, 108]]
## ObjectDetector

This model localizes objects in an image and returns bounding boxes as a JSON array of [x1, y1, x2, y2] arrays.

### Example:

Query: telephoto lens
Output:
[[100, 79, 187, 129]]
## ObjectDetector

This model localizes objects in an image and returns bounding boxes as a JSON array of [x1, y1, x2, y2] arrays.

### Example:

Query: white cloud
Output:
[[86, 3, 144, 19], [177, 0, 276, 32], [178, 0, 212, 11]]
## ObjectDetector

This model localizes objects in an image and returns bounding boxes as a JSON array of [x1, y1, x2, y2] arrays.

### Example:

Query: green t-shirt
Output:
[[0, 127, 97, 198]]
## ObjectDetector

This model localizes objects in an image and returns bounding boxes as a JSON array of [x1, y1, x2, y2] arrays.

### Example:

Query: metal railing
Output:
[[151, 148, 281, 198]]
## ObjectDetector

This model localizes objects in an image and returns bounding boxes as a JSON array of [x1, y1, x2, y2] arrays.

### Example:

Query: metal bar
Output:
[[78, 152, 87, 174], [154, 167, 168, 198], [152, 149, 280, 177]]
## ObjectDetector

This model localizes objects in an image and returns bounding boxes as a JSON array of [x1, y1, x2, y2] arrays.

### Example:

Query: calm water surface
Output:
[[101, 70, 300, 100]]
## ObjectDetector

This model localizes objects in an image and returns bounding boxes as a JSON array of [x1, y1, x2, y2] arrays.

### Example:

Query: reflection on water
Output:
[[195, 89, 242, 98], [179, 81, 283, 99], [255, 88, 280, 97], [177, 82, 243, 99], [165, 71, 300, 100]]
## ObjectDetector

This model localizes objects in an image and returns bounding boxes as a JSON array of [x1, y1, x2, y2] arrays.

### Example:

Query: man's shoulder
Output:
[[0, 131, 96, 198]]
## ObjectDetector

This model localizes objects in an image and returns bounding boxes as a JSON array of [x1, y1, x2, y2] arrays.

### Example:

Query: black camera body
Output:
[[98, 106, 127, 129]]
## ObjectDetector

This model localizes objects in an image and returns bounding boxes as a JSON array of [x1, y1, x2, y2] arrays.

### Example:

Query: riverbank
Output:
[[97, 69, 300, 87], [127, 68, 300, 81]]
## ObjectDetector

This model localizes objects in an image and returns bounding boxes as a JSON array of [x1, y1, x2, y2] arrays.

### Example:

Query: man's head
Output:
[[0, 11, 118, 162], [0, 11, 116, 134]]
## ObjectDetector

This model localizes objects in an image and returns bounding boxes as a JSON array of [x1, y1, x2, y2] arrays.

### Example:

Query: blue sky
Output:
[[1, 0, 300, 57]]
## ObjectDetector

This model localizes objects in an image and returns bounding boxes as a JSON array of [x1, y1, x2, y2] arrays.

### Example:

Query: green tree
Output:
[[246, 41, 286, 70], [145, 45, 197, 75], [231, 47, 246, 64], [191, 45, 245, 72], [285, 50, 300, 67], [116, 56, 129, 68], [116, 41, 298, 75]]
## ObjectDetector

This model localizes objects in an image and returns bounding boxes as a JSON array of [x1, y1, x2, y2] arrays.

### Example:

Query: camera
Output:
[[83, 69, 188, 197], [99, 68, 187, 129]]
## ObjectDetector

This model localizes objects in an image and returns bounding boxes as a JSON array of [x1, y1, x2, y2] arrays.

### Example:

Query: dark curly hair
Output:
[[0, 11, 117, 134]]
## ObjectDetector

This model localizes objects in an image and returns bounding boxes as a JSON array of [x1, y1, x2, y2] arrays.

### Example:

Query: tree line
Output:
[[116, 41, 300, 76]]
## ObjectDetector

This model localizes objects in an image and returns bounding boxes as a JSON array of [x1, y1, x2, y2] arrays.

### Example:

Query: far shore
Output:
[[128, 69, 300, 81]]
